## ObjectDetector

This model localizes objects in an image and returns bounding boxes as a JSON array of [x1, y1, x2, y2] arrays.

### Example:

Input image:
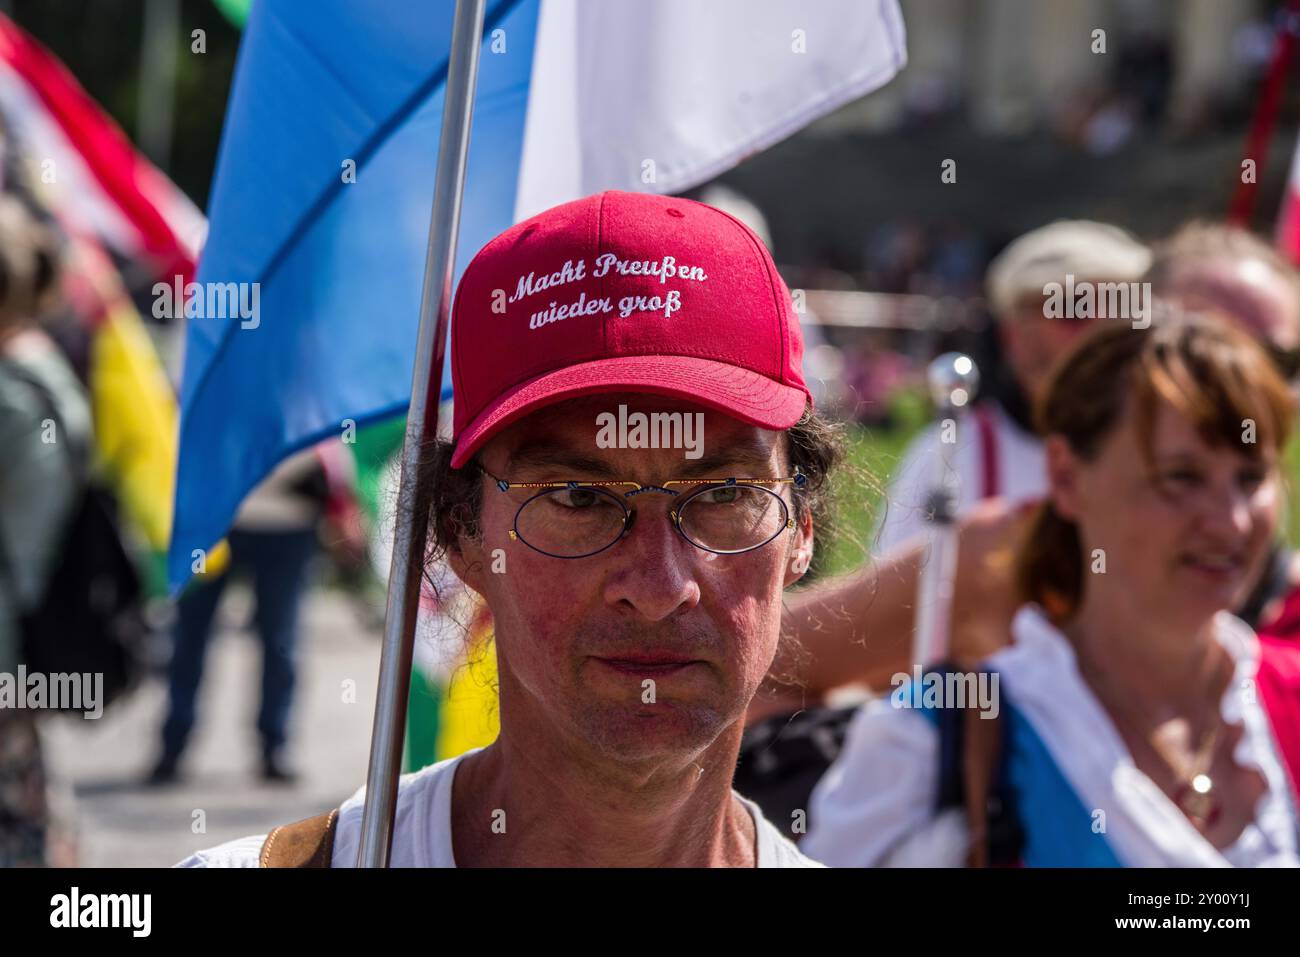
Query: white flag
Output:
[[515, 0, 907, 220]]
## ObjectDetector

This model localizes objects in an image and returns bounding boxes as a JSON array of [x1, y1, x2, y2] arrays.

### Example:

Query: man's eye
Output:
[[556, 488, 599, 508], [698, 485, 740, 504]]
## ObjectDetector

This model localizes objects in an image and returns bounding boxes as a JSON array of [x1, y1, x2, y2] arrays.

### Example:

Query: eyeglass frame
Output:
[[478, 465, 808, 559]]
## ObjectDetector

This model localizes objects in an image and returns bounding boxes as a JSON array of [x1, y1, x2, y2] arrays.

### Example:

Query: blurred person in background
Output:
[[748, 220, 1156, 724], [739, 220, 1300, 834], [874, 219, 1152, 555], [784, 220, 1300, 697], [0, 193, 87, 866], [1146, 223, 1300, 641], [738, 220, 1151, 824], [805, 316, 1300, 867], [1147, 222, 1300, 364], [148, 447, 332, 786]]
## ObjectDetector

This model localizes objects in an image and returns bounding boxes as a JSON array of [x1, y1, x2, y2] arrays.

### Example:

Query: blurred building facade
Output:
[[823, 0, 1269, 139]]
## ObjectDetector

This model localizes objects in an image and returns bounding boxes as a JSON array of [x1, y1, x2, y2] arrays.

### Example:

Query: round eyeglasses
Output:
[[483, 470, 806, 559]]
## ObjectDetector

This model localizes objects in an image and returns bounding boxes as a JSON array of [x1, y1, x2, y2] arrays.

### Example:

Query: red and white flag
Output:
[[0, 14, 204, 280], [1278, 140, 1300, 264]]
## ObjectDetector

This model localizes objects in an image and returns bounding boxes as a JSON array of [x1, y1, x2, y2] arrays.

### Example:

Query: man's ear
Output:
[[444, 518, 488, 597], [1044, 434, 1083, 523], [783, 508, 815, 588]]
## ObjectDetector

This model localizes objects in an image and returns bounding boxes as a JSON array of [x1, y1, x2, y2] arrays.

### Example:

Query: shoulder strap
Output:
[[960, 702, 1003, 867], [932, 664, 1022, 866], [259, 809, 340, 868], [973, 403, 999, 500]]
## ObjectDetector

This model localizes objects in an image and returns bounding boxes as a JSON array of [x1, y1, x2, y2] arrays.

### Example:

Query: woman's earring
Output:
[[791, 553, 809, 574]]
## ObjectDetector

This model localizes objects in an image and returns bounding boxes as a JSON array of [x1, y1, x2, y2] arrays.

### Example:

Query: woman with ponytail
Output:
[[803, 314, 1300, 867]]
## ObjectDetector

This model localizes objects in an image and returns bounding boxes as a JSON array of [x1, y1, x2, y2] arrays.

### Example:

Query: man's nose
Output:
[[602, 501, 701, 621]]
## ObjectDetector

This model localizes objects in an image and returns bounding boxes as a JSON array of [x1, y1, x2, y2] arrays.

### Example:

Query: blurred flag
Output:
[[169, 0, 907, 591], [0, 16, 204, 274], [213, 0, 253, 29], [1279, 138, 1300, 263], [65, 240, 181, 558], [0, 15, 204, 587]]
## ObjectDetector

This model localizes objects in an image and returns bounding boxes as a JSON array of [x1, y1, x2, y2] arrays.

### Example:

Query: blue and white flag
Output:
[[169, 0, 907, 590]]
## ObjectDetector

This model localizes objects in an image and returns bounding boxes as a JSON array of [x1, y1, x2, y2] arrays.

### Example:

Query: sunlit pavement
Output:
[[41, 587, 382, 867]]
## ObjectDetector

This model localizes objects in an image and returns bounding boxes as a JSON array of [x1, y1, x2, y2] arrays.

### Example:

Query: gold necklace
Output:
[[1170, 717, 1222, 829], [1076, 635, 1225, 830]]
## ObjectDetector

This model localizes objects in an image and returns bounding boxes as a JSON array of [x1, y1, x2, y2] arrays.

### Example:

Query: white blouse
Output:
[[802, 605, 1300, 867]]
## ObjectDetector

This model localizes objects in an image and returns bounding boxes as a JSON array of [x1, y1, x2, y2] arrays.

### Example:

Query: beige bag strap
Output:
[[961, 701, 1003, 868], [259, 808, 340, 868]]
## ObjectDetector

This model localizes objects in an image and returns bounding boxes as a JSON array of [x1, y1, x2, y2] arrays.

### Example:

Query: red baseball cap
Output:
[[449, 190, 812, 468]]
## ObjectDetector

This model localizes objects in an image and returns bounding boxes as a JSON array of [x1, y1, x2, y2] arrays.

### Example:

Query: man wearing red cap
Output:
[[180, 190, 838, 867]]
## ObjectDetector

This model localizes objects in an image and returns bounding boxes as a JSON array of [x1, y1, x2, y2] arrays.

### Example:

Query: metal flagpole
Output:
[[911, 353, 980, 669], [357, 0, 487, 868]]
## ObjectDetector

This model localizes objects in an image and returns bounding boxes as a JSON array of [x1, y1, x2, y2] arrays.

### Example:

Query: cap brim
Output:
[[451, 355, 809, 468]]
